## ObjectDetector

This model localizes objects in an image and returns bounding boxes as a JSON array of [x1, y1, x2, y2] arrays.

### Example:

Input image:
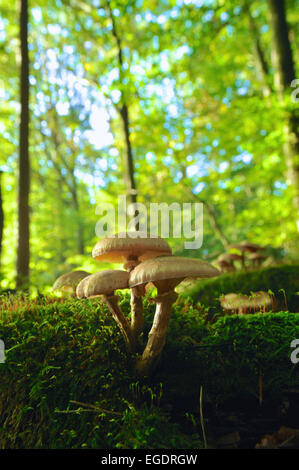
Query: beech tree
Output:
[[267, 0, 299, 231], [16, 0, 30, 289]]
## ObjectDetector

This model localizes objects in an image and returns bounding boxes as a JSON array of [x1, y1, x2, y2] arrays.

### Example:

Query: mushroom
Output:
[[92, 232, 172, 344], [53, 270, 90, 297], [248, 252, 267, 269], [76, 270, 135, 352], [228, 241, 264, 270], [216, 253, 243, 272], [217, 259, 234, 273], [220, 291, 272, 315], [129, 255, 220, 375]]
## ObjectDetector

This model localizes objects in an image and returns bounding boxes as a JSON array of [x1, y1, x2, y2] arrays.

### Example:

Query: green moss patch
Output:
[[0, 296, 298, 448]]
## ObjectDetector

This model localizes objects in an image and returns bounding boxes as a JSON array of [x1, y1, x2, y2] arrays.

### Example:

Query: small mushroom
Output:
[[53, 270, 90, 297], [248, 252, 267, 269], [76, 270, 135, 352], [92, 232, 172, 344], [220, 291, 272, 315], [228, 241, 264, 270], [216, 259, 234, 273], [129, 255, 220, 375], [216, 253, 243, 272]]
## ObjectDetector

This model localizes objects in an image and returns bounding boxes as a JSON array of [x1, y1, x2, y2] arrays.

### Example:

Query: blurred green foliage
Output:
[[0, 0, 299, 289]]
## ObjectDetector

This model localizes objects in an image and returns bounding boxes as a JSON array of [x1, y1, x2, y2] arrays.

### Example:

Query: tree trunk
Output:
[[120, 103, 138, 206], [245, 4, 272, 96], [184, 184, 230, 249], [106, 0, 138, 208], [267, 0, 299, 230], [203, 201, 230, 249], [267, 0, 296, 96], [16, 0, 30, 289], [70, 176, 85, 255]]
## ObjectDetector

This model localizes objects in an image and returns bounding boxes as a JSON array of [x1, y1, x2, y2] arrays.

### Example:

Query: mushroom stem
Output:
[[124, 257, 145, 344], [136, 290, 178, 376], [130, 285, 144, 341], [241, 253, 245, 270], [103, 294, 135, 354]]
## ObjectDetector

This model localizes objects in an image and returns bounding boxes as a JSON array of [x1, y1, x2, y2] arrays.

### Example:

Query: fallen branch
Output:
[[55, 400, 122, 416]]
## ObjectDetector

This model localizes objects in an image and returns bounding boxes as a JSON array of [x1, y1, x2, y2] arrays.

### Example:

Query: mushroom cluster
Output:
[[92, 232, 172, 348], [53, 233, 220, 376], [216, 241, 267, 272], [220, 291, 273, 315]]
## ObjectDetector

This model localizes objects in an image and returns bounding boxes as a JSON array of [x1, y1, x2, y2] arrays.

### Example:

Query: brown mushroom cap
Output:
[[248, 252, 267, 261], [217, 259, 231, 267], [53, 270, 91, 292], [129, 255, 220, 290], [216, 259, 235, 273], [228, 241, 263, 254], [217, 252, 243, 262], [76, 275, 90, 298], [76, 270, 129, 298], [92, 232, 172, 264]]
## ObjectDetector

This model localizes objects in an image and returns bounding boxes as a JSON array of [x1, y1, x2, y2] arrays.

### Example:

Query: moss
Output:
[[179, 265, 299, 313], [156, 309, 299, 408], [0, 298, 200, 449], [0, 296, 298, 448]]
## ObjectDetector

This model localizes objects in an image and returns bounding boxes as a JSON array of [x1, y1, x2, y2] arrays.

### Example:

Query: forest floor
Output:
[[182, 389, 299, 449]]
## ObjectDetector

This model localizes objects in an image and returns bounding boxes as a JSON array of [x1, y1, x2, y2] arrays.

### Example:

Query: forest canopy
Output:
[[0, 0, 298, 291]]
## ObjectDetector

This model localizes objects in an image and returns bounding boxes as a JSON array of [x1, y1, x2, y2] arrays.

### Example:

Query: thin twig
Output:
[[200, 386, 208, 449], [55, 400, 123, 416], [187, 340, 233, 350], [70, 400, 122, 415], [55, 409, 98, 414]]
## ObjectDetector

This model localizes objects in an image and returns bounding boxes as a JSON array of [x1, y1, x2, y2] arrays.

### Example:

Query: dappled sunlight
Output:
[[0, 0, 298, 452]]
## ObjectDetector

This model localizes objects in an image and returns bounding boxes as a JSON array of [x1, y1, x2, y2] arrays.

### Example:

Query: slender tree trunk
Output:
[[267, 0, 299, 230], [268, 0, 296, 96], [106, 0, 138, 208], [245, 4, 272, 96], [203, 201, 230, 249], [180, 164, 229, 248], [70, 175, 85, 255], [16, 0, 30, 289], [120, 103, 138, 206], [184, 184, 230, 248], [0, 172, 4, 268]]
